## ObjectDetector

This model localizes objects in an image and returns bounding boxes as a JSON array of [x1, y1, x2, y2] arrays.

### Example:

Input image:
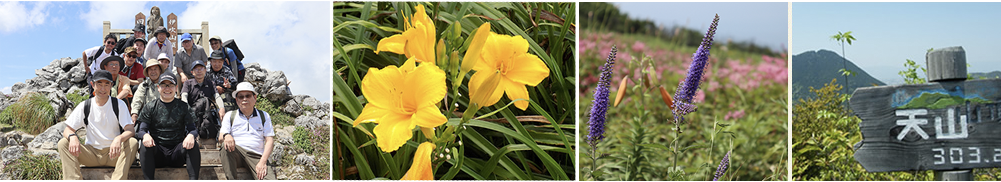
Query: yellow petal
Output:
[[353, 104, 390, 126], [360, 66, 403, 111], [404, 62, 446, 109], [502, 79, 531, 110], [373, 113, 416, 152], [461, 23, 491, 73], [505, 53, 549, 86], [472, 33, 503, 72], [401, 142, 436, 180], [469, 70, 504, 108], [375, 34, 408, 55], [412, 106, 447, 128]]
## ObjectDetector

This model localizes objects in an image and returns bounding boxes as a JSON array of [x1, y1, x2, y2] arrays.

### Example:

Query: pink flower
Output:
[[725, 110, 745, 120], [632, 41, 646, 53]]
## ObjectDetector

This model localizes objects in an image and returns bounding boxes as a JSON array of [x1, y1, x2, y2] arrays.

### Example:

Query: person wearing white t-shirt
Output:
[[219, 82, 276, 180], [82, 34, 121, 75], [57, 70, 138, 180]]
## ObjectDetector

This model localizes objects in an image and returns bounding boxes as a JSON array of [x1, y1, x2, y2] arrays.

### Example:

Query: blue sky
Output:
[[792, 2, 1001, 85], [0, 1, 331, 101], [611, 2, 788, 53]]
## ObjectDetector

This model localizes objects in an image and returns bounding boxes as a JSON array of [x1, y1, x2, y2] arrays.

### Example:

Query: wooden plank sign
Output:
[[167, 13, 178, 54], [851, 78, 1001, 172]]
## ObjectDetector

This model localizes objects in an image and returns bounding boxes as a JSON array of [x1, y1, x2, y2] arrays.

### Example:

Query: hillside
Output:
[[792, 49, 885, 102]]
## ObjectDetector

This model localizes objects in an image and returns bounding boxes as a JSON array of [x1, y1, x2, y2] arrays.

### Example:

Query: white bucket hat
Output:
[[233, 82, 258, 98]]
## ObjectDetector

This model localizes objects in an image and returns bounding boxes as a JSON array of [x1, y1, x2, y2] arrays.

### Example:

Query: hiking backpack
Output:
[[82, 97, 125, 133], [190, 91, 220, 139]]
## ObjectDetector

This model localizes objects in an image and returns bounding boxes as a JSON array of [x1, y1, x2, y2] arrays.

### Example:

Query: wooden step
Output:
[[80, 165, 253, 180]]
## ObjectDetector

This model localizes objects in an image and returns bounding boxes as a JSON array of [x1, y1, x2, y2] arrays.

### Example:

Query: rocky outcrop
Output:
[[1, 57, 331, 180]]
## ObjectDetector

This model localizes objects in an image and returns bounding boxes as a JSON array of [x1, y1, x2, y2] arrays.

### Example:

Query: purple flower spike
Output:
[[713, 151, 731, 181], [587, 46, 616, 147], [673, 14, 718, 123]]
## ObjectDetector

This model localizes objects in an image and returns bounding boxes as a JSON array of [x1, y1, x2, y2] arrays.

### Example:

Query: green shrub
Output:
[[0, 93, 55, 134], [67, 90, 88, 108], [292, 126, 313, 153], [256, 96, 293, 126], [2, 152, 60, 180]]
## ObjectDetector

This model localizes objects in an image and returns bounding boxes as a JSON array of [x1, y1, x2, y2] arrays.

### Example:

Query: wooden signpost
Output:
[[852, 47, 998, 180], [167, 13, 178, 54]]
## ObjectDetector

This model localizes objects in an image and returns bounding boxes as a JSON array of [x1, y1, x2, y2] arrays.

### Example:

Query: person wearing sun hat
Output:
[[144, 27, 173, 62], [207, 50, 238, 111], [219, 82, 276, 180], [209, 35, 244, 82], [131, 58, 166, 123], [137, 73, 201, 180], [98, 55, 132, 101], [121, 46, 146, 86]]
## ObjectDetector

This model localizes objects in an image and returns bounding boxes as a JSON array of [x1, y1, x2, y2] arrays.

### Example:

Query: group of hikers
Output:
[[59, 22, 274, 180]]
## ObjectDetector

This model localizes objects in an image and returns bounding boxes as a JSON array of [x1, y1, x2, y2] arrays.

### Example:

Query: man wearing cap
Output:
[[182, 60, 226, 142], [57, 70, 138, 180], [98, 56, 132, 101], [122, 46, 146, 86], [134, 38, 148, 67], [220, 82, 276, 180], [144, 27, 173, 63], [114, 24, 146, 55], [137, 73, 201, 180], [131, 59, 164, 123], [207, 50, 237, 110], [155, 53, 182, 97], [82, 34, 121, 76], [209, 36, 244, 82], [175, 33, 207, 84]]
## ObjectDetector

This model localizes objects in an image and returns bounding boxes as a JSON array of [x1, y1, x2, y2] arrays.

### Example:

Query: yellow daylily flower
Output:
[[401, 142, 436, 180], [353, 58, 447, 152], [375, 4, 437, 63], [468, 32, 551, 110]]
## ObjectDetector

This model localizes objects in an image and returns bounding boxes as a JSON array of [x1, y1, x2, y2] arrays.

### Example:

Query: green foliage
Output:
[[898, 59, 927, 84], [67, 90, 88, 108], [580, 39, 786, 180], [831, 31, 857, 95], [0, 92, 56, 134], [793, 79, 935, 180], [2, 152, 60, 180], [292, 126, 314, 153], [334, 2, 575, 180], [255, 96, 293, 126]]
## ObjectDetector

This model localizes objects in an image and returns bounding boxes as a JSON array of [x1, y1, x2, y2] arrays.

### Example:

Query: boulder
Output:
[[293, 153, 315, 166], [28, 122, 65, 150], [0, 132, 23, 148], [293, 115, 322, 129], [274, 126, 294, 145], [10, 82, 28, 96], [268, 142, 285, 166], [46, 92, 70, 117], [60, 57, 79, 70], [35, 69, 57, 81], [31, 150, 58, 160], [69, 66, 86, 83], [244, 63, 267, 83], [1, 146, 25, 164]]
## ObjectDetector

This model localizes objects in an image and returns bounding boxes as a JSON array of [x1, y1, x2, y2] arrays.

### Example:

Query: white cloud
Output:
[[0, 1, 50, 33], [1, 86, 10, 95], [178, 1, 331, 102], [80, 1, 147, 31]]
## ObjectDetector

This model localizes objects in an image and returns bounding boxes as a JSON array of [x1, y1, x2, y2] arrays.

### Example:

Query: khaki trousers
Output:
[[57, 137, 139, 180], [221, 145, 276, 180]]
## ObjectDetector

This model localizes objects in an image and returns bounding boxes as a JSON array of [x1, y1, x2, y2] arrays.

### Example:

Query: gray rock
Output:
[[60, 57, 79, 70], [35, 69, 57, 81], [274, 126, 294, 145], [268, 143, 285, 166], [265, 85, 293, 104], [1, 132, 22, 148], [2, 146, 25, 164], [19, 134, 33, 146], [293, 115, 321, 129], [31, 150, 59, 160], [69, 66, 86, 83], [244, 63, 267, 83], [293, 153, 315, 166], [28, 122, 65, 150], [58, 79, 71, 93], [10, 82, 28, 96], [46, 92, 69, 117]]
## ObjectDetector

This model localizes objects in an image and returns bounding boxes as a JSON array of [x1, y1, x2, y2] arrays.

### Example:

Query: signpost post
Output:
[[852, 46, 1000, 180]]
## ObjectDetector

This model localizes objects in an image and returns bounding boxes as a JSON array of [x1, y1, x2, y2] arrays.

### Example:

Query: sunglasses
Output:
[[106, 41, 116, 45], [127, 54, 138, 58], [236, 94, 255, 100]]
